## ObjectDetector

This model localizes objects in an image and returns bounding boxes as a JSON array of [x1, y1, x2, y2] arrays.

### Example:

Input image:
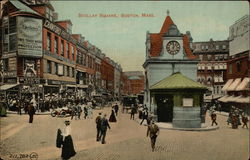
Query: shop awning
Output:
[[66, 84, 76, 88], [76, 84, 88, 89], [235, 77, 249, 91], [227, 95, 242, 102], [221, 79, 233, 91], [218, 95, 229, 102], [235, 96, 250, 103], [227, 78, 242, 91], [0, 84, 19, 91]]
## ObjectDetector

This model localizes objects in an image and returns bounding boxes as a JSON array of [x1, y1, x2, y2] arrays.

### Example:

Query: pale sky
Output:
[[51, 1, 249, 71]]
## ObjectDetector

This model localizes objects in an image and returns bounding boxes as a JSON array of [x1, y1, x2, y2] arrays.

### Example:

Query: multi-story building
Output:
[[114, 63, 122, 98], [122, 71, 144, 95], [0, 0, 122, 101], [219, 15, 249, 114], [100, 55, 115, 96], [192, 39, 229, 100]]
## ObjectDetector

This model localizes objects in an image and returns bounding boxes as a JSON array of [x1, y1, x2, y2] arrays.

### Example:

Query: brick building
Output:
[[0, 0, 122, 101], [122, 71, 144, 95], [192, 39, 229, 100], [219, 15, 249, 114]]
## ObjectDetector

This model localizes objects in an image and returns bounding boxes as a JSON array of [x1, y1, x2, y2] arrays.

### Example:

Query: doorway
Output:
[[155, 94, 173, 122]]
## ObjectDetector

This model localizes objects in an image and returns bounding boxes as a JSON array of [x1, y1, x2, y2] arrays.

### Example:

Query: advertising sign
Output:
[[17, 16, 43, 57]]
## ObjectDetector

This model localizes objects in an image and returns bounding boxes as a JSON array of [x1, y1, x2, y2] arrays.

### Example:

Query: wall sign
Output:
[[17, 17, 43, 57], [183, 98, 193, 107]]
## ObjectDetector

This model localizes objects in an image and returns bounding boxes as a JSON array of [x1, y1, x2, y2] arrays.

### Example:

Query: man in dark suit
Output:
[[95, 112, 102, 141], [28, 103, 36, 123], [147, 120, 159, 152], [114, 103, 119, 116], [99, 114, 111, 144]]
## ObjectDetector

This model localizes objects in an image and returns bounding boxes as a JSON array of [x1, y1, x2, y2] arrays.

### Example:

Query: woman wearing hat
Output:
[[61, 120, 76, 160]]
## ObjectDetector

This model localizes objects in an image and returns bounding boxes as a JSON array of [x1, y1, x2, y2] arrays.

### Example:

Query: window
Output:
[[3, 59, 8, 71], [201, 45, 205, 50], [54, 36, 58, 54], [72, 68, 75, 77], [46, 7, 53, 21], [47, 60, 51, 73], [71, 46, 74, 60], [67, 24, 72, 34], [83, 54, 86, 66], [47, 32, 51, 51], [9, 17, 16, 34], [224, 54, 228, 60], [229, 64, 233, 74], [61, 40, 64, 56], [9, 34, 17, 51], [55, 63, 58, 74], [236, 61, 241, 72], [205, 45, 208, 50], [207, 55, 212, 61], [215, 55, 219, 61], [215, 45, 219, 50], [67, 66, 70, 76], [222, 45, 226, 50], [67, 43, 70, 58]]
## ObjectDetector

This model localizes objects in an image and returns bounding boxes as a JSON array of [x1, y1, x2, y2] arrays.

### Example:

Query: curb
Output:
[[135, 118, 219, 131], [6, 111, 51, 115]]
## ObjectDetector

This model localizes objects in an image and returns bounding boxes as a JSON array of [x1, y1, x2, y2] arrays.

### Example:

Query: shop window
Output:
[[47, 32, 51, 51], [236, 61, 241, 72]]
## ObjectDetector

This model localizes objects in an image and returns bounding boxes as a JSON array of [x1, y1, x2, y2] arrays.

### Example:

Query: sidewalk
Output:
[[134, 117, 219, 131]]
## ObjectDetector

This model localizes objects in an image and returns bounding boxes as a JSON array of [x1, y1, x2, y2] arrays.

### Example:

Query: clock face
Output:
[[166, 41, 180, 55]]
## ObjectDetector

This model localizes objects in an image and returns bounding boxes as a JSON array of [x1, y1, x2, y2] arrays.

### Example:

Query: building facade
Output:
[[192, 39, 229, 99], [219, 15, 249, 114], [122, 71, 144, 95], [0, 0, 122, 101]]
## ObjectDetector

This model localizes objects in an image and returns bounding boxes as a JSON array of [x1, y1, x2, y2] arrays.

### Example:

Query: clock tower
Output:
[[143, 11, 199, 121]]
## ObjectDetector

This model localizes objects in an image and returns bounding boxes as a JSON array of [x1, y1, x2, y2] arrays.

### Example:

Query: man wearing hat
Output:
[[147, 120, 159, 152], [95, 112, 102, 141], [28, 102, 36, 123], [99, 114, 111, 144]]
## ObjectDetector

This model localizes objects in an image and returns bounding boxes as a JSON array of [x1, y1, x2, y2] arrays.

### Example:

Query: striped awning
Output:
[[221, 79, 233, 91], [235, 78, 249, 91], [227, 78, 241, 91]]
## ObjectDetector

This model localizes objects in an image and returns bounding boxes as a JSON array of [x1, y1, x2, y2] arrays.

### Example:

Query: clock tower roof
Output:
[[148, 14, 197, 60], [160, 16, 174, 34]]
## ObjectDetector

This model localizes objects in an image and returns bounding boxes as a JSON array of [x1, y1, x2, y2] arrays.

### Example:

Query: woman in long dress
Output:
[[109, 107, 117, 122], [61, 120, 76, 160]]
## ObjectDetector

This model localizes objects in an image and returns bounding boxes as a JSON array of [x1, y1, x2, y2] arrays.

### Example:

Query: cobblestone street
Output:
[[0, 106, 249, 160]]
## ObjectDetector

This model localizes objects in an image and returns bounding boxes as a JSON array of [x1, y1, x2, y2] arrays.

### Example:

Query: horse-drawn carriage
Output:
[[122, 95, 137, 113]]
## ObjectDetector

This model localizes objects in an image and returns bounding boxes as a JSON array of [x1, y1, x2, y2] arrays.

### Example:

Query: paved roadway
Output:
[[0, 106, 249, 160]]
